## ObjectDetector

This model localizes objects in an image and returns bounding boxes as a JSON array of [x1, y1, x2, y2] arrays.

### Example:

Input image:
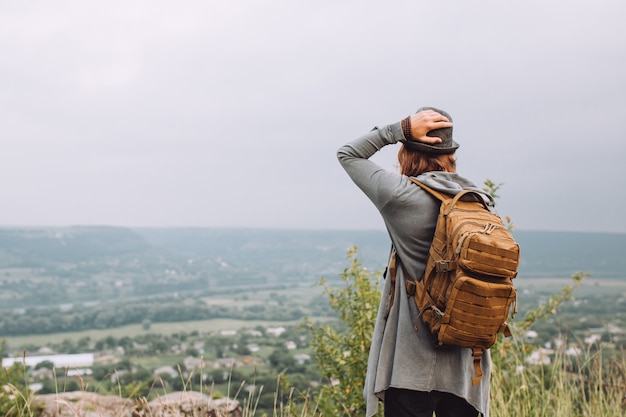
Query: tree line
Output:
[[0, 295, 330, 336]]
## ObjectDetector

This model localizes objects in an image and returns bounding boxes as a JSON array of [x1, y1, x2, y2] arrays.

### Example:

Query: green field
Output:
[[4, 277, 624, 352], [3, 318, 309, 351]]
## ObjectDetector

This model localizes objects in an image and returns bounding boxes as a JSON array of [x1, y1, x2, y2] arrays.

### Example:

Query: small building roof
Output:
[[2, 353, 94, 369]]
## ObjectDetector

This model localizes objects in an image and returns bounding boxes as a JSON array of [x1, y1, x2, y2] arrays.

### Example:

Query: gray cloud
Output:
[[1, 0, 625, 232]]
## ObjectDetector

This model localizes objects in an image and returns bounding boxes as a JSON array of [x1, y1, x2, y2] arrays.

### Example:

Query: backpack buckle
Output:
[[432, 306, 445, 320], [405, 280, 416, 295], [435, 261, 456, 272]]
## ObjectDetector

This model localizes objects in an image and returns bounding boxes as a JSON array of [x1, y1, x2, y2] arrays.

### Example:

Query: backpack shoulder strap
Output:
[[410, 178, 491, 212], [409, 178, 449, 202]]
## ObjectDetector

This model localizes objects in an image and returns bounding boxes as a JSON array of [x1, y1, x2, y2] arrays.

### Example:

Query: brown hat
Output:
[[403, 107, 459, 154]]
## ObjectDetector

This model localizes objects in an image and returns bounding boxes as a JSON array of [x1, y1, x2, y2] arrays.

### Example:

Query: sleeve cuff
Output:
[[401, 116, 413, 141]]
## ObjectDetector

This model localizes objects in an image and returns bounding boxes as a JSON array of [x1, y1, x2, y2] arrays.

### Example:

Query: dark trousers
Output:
[[384, 388, 480, 417]]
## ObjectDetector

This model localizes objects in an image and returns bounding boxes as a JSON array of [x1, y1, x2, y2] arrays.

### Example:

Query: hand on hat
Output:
[[409, 110, 453, 144]]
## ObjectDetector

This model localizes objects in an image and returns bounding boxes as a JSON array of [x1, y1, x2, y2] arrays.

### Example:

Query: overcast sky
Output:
[[1, 0, 625, 233]]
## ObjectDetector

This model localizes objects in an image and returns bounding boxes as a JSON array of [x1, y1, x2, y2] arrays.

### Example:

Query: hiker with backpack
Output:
[[338, 107, 517, 417]]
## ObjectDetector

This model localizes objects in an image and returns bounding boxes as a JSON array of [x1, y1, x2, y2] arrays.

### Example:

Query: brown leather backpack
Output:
[[392, 178, 520, 385]]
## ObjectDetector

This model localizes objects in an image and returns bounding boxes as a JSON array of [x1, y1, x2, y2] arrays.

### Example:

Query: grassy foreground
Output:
[[2, 342, 624, 417], [2, 263, 624, 416], [490, 341, 625, 416]]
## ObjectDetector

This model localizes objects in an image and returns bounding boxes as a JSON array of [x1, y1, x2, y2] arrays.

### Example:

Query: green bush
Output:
[[0, 341, 33, 417], [303, 247, 381, 417]]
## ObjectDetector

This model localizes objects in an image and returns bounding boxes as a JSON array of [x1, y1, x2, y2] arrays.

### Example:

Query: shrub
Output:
[[0, 342, 33, 417], [302, 247, 381, 417]]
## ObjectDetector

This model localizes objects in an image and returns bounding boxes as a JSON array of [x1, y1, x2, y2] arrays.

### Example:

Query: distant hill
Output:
[[133, 227, 390, 270], [0, 227, 396, 310], [0, 227, 624, 279], [0, 226, 152, 267], [512, 230, 626, 278], [0, 227, 624, 311], [0, 226, 624, 312], [133, 228, 626, 279]]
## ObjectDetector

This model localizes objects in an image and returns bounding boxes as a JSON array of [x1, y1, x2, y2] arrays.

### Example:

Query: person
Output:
[[337, 107, 494, 417]]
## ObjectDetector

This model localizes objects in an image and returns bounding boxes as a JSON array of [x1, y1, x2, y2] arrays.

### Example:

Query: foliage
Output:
[[483, 179, 516, 230], [518, 272, 587, 331], [0, 342, 33, 417], [490, 270, 587, 376], [482, 179, 503, 200], [302, 247, 382, 417]]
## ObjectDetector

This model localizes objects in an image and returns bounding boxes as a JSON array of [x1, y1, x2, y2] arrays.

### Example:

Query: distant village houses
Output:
[[2, 353, 94, 369]]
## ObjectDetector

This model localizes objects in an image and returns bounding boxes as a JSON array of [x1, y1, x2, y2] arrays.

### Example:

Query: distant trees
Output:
[[268, 346, 295, 369], [34, 360, 54, 370], [0, 295, 315, 336], [6, 283, 318, 333]]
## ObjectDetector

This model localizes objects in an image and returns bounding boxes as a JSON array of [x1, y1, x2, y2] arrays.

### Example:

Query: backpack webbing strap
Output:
[[501, 323, 513, 338], [410, 178, 491, 212], [390, 251, 425, 333], [471, 348, 484, 385], [386, 251, 398, 319], [403, 270, 441, 334], [409, 178, 449, 202]]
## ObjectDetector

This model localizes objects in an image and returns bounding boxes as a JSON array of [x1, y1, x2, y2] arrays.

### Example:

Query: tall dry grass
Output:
[[2, 340, 625, 416], [490, 338, 625, 417]]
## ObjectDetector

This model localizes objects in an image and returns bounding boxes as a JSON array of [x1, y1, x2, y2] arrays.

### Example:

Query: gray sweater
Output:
[[337, 121, 492, 417]]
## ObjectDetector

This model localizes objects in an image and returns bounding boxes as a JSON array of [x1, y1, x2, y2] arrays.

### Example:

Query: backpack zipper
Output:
[[454, 222, 500, 255]]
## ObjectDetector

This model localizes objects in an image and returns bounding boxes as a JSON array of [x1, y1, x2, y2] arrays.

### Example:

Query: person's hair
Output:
[[398, 145, 457, 176]]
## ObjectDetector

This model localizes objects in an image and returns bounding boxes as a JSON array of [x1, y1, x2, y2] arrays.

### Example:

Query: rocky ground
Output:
[[34, 391, 242, 417]]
